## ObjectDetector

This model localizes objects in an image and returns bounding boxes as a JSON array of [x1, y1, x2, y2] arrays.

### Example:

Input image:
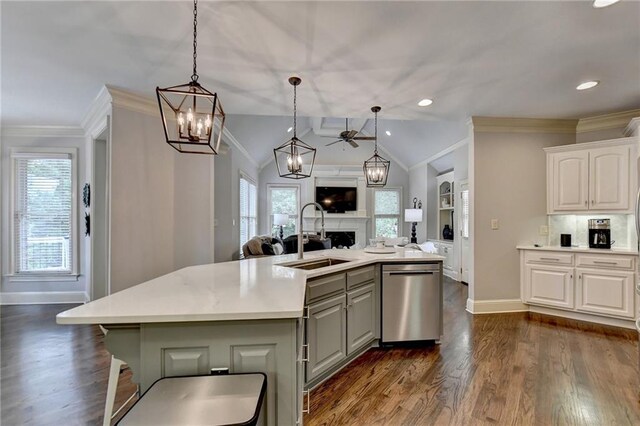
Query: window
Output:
[[12, 150, 77, 275], [239, 174, 257, 251], [461, 188, 469, 238], [268, 186, 299, 238], [374, 188, 400, 238]]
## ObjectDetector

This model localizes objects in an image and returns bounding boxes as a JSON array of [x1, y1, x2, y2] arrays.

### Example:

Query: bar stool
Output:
[[116, 373, 267, 426]]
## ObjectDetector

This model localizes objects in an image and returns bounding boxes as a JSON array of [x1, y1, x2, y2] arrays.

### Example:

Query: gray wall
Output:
[[258, 132, 411, 241], [472, 129, 575, 301], [109, 105, 214, 293], [214, 143, 259, 262]]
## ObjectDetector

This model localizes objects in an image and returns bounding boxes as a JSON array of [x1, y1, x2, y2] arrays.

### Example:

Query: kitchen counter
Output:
[[516, 245, 639, 255], [57, 248, 442, 325]]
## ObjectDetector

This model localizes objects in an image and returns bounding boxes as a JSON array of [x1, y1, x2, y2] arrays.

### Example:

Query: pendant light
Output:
[[156, 0, 225, 155], [273, 77, 316, 179], [363, 106, 390, 187]]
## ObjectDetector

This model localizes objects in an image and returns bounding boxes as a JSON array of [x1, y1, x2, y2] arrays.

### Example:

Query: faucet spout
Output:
[[298, 202, 326, 260]]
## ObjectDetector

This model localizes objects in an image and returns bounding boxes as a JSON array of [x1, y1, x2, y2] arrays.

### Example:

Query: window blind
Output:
[[14, 155, 73, 273], [239, 176, 257, 250], [461, 189, 469, 239]]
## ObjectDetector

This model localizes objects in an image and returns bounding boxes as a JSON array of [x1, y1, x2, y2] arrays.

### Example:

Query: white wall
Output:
[[0, 130, 88, 302], [471, 129, 575, 301], [214, 142, 259, 262]]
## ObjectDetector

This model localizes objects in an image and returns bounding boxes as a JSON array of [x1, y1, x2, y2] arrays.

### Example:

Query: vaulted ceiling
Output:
[[2, 1, 639, 167]]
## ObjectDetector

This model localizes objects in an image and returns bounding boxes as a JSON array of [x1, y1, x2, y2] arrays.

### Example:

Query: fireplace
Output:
[[325, 231, 356, 249]]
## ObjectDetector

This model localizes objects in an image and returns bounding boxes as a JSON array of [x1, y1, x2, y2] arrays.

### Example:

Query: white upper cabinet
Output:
[[589, 145, 630, 210], [546, 138, 636, 214], [550, 151, 589, 212]]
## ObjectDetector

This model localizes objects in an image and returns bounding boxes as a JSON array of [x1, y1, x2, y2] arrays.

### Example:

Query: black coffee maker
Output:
[[588, 219, 611, 249]]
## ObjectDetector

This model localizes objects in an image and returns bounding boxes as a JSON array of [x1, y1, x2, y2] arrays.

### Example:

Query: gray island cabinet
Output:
[[57, 249, 443, 425]]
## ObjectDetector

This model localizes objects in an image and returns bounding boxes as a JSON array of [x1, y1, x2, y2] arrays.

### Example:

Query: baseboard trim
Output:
[[528, 305, 636, 330], [466, 298, 529, 314], [0, 291, 88, 305]]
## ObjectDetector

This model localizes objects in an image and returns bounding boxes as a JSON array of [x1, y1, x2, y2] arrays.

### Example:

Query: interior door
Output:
[[459, 181, 469, 283]]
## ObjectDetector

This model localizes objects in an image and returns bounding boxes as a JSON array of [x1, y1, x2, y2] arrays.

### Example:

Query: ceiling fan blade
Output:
[[352, 136, 376, 140], [347, 130, 358, 139], [325, 140, 342, 146], [348, 140, 359, 148]]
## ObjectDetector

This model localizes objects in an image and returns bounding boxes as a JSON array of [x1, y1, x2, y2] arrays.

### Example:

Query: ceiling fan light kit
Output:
[[156, 0, 225, 155], [363, 106, 390, 188], [273, 76, 317, 179]]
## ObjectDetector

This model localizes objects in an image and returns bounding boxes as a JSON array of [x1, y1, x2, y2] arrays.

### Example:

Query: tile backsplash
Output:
[[548, 214, 636, 249]]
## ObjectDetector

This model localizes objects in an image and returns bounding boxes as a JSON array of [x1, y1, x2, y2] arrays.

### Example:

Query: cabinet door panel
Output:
[[347, 283, 376, 355], [589, 146, 630, 211], [524, 264, 574, 309], [550, 151, 589, 212], [306, 294, 346, 381], [576, 268, 634, 318]]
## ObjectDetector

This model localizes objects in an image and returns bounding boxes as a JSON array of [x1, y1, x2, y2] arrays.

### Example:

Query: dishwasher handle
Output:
[[385, 271, 434, 276]]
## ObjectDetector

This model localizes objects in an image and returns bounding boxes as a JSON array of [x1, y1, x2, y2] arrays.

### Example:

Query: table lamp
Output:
[[405, 198, 423, 244], [273, 214, 289, 240]]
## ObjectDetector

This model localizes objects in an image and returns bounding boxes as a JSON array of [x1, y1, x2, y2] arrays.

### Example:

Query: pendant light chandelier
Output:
[[156, 0, 225, 155], [363, 106, 390, 187], [273, 77, 316, 179]]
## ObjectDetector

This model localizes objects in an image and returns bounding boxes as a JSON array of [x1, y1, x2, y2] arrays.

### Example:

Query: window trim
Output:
[[8, 147, 79, 279], [372, 187, 403, 239], [266, 184, 300, 237], [238, 171, 258, 252]]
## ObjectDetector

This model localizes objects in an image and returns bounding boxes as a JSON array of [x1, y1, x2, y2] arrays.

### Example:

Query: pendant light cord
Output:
[[374, 109, 378, 154], [191, 0, 199, 82], [293, 83, 297, 137]]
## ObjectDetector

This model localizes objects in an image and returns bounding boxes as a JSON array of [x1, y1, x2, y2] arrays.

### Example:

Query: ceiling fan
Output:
[[323, 118, 375, 148]]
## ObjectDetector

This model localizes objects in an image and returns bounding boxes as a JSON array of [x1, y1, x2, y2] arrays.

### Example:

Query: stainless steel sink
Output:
[[280, 258, 352, 270]]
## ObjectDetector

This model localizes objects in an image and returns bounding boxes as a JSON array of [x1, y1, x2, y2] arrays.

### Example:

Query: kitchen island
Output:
[[57, 249, 443, 425]]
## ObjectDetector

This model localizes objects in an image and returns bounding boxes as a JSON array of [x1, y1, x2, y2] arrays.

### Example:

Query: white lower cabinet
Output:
[[576, 268, 635, 319], [520, 248, 637, 325], [524, 264, 574, 309]]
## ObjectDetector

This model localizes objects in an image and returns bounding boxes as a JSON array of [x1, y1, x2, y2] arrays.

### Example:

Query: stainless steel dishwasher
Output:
[[381, 263, 443, 344]]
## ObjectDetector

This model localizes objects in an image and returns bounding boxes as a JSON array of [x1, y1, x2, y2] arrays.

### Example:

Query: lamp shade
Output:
[[405, 208, 423, 223], [273, 213, 289, 226]]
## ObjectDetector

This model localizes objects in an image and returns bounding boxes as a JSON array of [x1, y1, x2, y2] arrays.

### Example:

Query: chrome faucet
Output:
[[298, 202, 326, 260]]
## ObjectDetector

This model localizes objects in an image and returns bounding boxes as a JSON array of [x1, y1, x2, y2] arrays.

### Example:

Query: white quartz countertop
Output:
[[57, 249, 443, 325], [516, 245, 639, 255]]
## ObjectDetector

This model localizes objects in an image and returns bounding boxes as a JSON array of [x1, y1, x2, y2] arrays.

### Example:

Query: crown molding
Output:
[[577, 109, 640, 134], [106, 85, 158, 117], [1, 125, 85, 138], [543, 136, 636, 154], [81, 85, 112, 137], [624, 117, 640, 137], [472, 117, 578, 134]]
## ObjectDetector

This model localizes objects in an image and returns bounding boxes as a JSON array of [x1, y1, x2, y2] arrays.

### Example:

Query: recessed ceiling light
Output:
[[593, 0, 621, 8], [418, 98, 433, 107], [385, 131, 391, 136], [576, 81, 600, 90], [287, 127, 293, 133]]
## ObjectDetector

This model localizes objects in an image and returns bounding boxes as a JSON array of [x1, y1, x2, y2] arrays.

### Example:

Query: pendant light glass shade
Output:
[[274, 77, 316, 179], [363, 106, 390, 187], [156, 0, 226, 155]]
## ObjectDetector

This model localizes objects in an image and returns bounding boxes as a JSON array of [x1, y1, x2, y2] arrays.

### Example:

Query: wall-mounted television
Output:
[[315, 186, 357, 213]]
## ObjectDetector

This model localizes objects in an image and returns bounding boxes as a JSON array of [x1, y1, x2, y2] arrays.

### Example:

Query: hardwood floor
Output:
[[1, 304, 137, 425], [1, 279, 638, 425], [304, 277, 640, 425]]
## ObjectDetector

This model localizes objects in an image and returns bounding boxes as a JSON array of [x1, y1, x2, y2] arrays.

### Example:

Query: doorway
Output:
[[91, 127, 110, 300], [459, 180, 469, 284]]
